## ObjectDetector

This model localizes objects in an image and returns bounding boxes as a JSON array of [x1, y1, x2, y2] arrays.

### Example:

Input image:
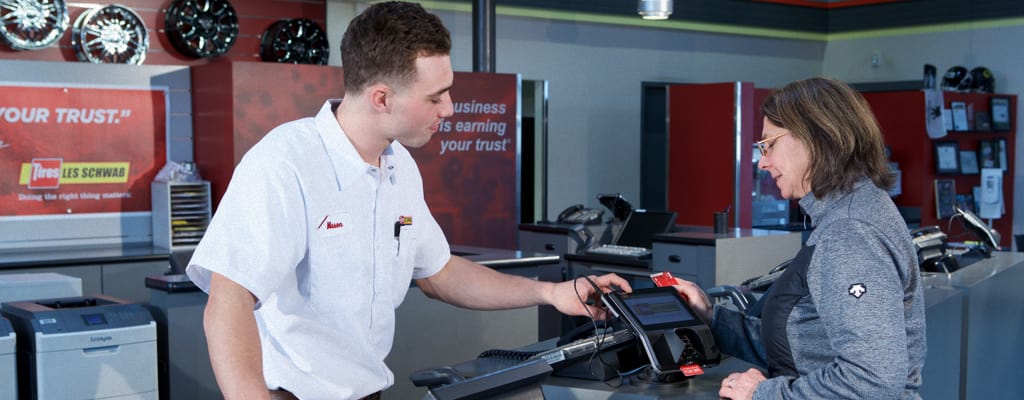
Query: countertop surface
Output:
[[0, 244, 170, 269], [431, 334, 756, 400], [451, 244, 561, 268], [654, 226, 799, 246]]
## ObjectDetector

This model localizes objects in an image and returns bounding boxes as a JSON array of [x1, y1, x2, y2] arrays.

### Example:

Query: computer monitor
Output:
[[614, 209, 678, 249]]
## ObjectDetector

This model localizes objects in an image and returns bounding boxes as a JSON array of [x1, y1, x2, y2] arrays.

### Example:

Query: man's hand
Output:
[[671, 277, 713, 322], [549, 273, 632, 320]]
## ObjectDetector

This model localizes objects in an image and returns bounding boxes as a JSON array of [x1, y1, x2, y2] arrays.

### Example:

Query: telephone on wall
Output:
[[557, 204, 604, 225]]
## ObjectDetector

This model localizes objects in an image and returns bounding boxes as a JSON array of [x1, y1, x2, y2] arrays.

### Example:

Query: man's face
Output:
[[385, 55, 454, 148]]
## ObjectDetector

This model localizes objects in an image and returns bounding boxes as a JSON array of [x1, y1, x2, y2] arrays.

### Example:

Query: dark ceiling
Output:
[[447, 0, 1024, 34]]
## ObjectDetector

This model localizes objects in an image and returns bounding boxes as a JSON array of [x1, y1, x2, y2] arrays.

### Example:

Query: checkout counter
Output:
[[424, 233, 1024, 399], [384, 245, 561, 399], [922, 251, 1024, 399]]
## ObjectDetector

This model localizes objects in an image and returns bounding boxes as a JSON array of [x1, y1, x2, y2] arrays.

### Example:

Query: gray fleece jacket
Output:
[[712, 178, 926, 399]]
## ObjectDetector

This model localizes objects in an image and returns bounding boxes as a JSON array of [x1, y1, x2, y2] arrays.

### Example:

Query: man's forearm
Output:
[[417, 256, 554, 310], [204, 273, 271, 400]]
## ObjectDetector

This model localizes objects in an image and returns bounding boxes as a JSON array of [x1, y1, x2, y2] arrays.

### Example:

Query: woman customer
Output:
[[673, 77, 925, 400]]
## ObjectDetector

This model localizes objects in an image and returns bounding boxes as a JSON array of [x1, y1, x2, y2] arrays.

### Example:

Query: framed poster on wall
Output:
[[978, 140, 998, 169], [933, 141, 960, 174], [960, 150, 979, 174], [991, 96, 1011, 131], [0, 84, 168, 217], [934, 179, 956, 219]]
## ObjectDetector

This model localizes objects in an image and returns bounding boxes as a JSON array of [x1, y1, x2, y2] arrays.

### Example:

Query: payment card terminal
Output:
[[601, 286, 720, 375]]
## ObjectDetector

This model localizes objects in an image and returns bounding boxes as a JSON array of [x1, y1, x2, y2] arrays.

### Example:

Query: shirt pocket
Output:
[[308, 212, 371, 318]]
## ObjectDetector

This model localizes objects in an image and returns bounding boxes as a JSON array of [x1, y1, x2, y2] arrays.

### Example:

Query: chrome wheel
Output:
[[0, 0, 69, 50], [72, 5, 148, 64], [164, 0, 237, 58], [259, 18, 328, 65]]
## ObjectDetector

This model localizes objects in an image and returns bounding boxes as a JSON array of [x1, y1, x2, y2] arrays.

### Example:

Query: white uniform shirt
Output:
[[187, 100, 451, 399]]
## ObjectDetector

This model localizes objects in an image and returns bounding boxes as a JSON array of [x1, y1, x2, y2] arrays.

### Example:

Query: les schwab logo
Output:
[[20, 158, 132, 189]]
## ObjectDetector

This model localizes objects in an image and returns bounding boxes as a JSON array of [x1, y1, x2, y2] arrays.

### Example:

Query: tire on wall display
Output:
[[71, 4, 148, 64], [164, 0, 238, 58], [259, 18, 328, 65], [0, 0, 69, 50]]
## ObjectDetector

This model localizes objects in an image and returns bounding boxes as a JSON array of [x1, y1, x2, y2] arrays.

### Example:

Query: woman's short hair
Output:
[[761, 77, 894, 199], [340, 1, 451, 94]]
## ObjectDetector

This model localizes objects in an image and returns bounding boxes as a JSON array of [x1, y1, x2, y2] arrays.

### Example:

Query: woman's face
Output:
[[757, 118, 812, 199]]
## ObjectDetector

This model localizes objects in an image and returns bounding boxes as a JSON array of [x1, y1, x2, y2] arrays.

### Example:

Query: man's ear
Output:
[[367, 84, 391, 112]]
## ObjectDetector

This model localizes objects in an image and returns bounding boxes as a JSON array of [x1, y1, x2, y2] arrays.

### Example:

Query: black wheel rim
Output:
[[259, 18, 329, 65], [165, 0, 238, 58]]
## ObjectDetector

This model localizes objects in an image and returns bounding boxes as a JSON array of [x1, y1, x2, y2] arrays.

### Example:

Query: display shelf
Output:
[[151, 181, 211, 250], [863, 91, 1017, 248]]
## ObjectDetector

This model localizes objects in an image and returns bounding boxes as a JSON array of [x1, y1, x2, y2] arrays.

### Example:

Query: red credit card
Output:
[[680, 363, 704, 376], [650, 271, 677, 287]]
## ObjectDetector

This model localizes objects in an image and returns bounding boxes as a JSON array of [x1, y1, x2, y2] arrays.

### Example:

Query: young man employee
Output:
[[185, 2, 630, 399]]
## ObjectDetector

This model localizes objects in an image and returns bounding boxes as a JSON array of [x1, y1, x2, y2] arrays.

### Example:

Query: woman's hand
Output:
[[719, 368, 766, 400], [671, 277, 712, 322]]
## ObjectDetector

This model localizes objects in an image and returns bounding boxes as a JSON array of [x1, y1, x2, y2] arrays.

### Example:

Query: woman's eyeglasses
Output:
[[756, 132, 790, 156]]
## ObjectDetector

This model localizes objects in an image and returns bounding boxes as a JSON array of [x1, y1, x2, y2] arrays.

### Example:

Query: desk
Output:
[[423, 337, 756, 400], [144, 275, 219, 400], [0, 245, 170, 303], [652, 227, 802, 289], [542, 356, 756, 399], [565, 253, 652, 284]]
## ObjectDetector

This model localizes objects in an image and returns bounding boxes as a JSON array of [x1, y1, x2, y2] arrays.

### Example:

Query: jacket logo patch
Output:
[[848, 283, 867, 299]]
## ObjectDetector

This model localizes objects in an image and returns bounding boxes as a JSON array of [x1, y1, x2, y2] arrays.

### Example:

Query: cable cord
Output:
[[573, 275, 629, 388]]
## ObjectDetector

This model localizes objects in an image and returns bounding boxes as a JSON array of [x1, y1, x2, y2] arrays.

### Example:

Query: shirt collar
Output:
[[315, 99, 400, 189], [798, 176, 873, 226]]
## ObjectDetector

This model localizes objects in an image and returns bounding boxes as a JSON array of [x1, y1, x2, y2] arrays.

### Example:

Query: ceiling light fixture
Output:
[[638, 0, 672, 20]]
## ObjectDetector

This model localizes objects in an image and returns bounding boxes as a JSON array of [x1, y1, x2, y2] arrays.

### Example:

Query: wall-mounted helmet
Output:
[[941, 66, 967, 91], [969, 67, 995, 93]]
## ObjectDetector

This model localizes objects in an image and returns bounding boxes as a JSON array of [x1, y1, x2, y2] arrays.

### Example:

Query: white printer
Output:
[[1, 317, 15, 400], [1, 295, 157, 400]]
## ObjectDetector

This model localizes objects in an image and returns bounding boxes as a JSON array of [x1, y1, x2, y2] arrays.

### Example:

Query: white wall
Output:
[[823, 23, 1024, 244], [329, 3, 1024, 238], [433, 10, 824, 215]]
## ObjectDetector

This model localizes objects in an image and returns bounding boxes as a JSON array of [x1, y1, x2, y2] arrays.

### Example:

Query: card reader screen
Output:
[[622, 292, 695, 328], [82, 313, 107, 326]]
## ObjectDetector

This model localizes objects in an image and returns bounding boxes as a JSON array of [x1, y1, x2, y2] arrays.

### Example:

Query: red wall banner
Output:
[[0, 85, 167, 216], [191, 64, 519, 249], [410, 72, 519, 249]]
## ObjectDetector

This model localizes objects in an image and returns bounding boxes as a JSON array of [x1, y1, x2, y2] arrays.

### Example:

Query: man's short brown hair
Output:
[[340, 1, 451, 94]]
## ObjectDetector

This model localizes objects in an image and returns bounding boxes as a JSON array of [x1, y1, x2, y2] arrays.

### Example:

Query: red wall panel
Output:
[[667, 82, 755, 229], [191, 62, 521, 249]]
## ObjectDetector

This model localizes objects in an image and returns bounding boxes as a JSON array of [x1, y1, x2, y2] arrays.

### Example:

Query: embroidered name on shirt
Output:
[[318, 215, 345, 230], [848, 283, 867, 299]]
